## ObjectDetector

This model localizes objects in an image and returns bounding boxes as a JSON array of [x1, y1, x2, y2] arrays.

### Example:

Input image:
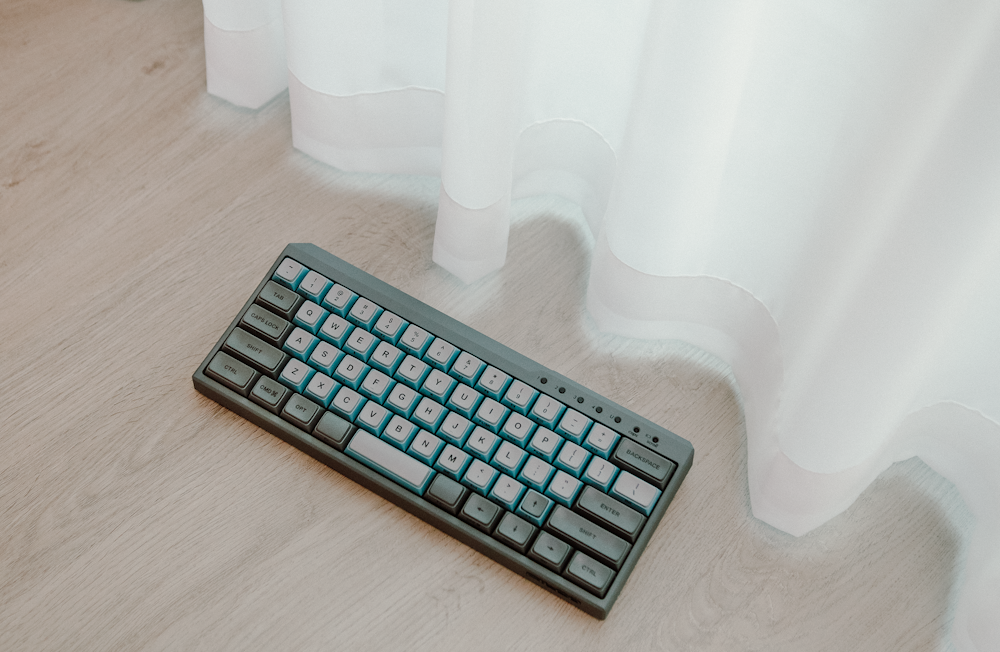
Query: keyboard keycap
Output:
[[449, 351, 485, 385], [356, 402, 391, 435], [318, 314, 353, 347], [583, 424, 619, 459], [411, 396, 447, 431], [460, 493, 502, 533], [407, 429, 445, 464], [359, 369, 394, 403], [344, 328, 378, 361], [491, 441, 528, 476], [501, 412, 536, 447], [206, 351, 258, 396], [333, 355, 369, 390], [297, 270, 332, 303], [554, 441, 591, 477], [346, 430, 435, 495], [473, 398, 508, 432], [545, 505, 630, 570], [347, 297, 383, 329], [526, 427, 561, 462], [462, 459, 499, 495], [257, 280, 304, 319], [280, 393, 323, 431], [611, 438, 677, 490], [303, 372, 338, 407], [555, 408, 592, 443], [223, 328, 288, 377], [421, 369, 456, 402], [437, 412, 474, 446], [307, 341, 344, 375], [399, 324, 432, 357], [321, 283, 357, 316], [518, 456, 555, 492], [373, 311, 407, 343], [425, 337, 459, 371], [283, 327, 319, 361], [488, 474, 526, 511], [545, 470, 583, 507], [494, 512, 536, 553], [278, 358, 314, 393], [382, 415, 419, 449], [313, 411, 355, 450], [446, 384, 483, 419], [395, 355, 431, 390], [574, 486, 644, 542], [528, 531, 571, 572], [502, 380, 538, 415], [475, 366, 511, 399], [273, 257, 307, 288], [516, 489, 554, 526], [250, 375, 291, 413], [241, 304, 293, 345], [330, 386, 365, 421], [566, 552, 614, 597], [369, 341, 404, 375], [610, 471, 661, 516], [465, 428, 501, 462], [434, 444, 472, 480], [425, 474, 468, 515], [581, 456, 619, 492], [529, 394, 565, 429], [293, 300, 328, 334], [385, 383, 420, 418]]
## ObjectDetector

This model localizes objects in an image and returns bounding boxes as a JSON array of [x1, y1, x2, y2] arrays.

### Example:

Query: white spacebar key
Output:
[[345, 431, 436, 495]]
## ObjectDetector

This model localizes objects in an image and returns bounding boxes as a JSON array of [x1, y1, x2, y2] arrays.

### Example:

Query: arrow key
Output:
[[493, 512, 537, 554], [528, 531, 572, 573], [459, 493, 501, 534]]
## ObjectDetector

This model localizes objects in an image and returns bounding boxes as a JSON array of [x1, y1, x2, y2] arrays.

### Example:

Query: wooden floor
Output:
[[0, 1, 974, 650]]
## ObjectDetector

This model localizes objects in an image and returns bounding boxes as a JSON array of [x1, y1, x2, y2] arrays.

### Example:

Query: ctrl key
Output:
[[206, 352, 258, 396], [566, 551, 615, 597]]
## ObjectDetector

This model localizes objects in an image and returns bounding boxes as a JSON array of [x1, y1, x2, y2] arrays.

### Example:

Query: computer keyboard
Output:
[[192, 243, 693, 618]]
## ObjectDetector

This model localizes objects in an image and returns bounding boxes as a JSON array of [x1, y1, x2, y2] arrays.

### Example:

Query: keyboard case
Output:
[[193, 243, 694, 618]]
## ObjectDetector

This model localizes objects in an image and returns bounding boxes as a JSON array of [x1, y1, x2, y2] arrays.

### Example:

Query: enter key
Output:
[[575, 486, 645, 543]]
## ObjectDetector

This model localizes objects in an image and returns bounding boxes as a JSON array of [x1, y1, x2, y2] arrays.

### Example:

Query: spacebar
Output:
[[345, 431, 436, 495]]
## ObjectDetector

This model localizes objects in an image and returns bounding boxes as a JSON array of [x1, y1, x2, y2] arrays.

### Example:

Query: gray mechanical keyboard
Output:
[[192, 243, 693, 618]]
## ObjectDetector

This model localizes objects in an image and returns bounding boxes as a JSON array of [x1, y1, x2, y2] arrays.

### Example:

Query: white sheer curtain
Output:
[[202, 1, 1000, 649]]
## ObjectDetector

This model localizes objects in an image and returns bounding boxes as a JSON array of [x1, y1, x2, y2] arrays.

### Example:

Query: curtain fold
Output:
[[201, 1, 1000, 649]]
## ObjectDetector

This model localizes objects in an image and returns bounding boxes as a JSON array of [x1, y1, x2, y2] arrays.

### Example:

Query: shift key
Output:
[[545, 505, 630, 570], [223, 328, 289, 377]]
